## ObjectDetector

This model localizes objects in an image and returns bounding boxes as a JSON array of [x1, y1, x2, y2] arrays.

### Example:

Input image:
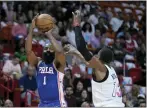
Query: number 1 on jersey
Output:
[[43, 76, 46, 85]]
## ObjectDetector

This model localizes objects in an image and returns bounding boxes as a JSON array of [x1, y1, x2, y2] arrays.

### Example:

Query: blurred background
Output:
[[0, 1, 146, 107]]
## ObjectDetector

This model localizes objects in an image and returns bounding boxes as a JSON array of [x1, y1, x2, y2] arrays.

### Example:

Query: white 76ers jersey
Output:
[[91, 64, 124, 107]]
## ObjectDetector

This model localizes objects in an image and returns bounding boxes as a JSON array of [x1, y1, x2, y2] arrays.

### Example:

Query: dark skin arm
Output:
[[25, 14, 40, 66], [45, 27, 66, 73], [72, 10, 106, 72]]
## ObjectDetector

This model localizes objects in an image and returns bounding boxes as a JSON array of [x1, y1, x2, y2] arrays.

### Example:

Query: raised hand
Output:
[[45, 26, 58, 38], [32, 13, 39, 29], [72, 10, 81, 27]]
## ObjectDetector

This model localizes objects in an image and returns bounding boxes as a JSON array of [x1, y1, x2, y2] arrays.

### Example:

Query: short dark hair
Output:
[[99, 47, 114, 64]]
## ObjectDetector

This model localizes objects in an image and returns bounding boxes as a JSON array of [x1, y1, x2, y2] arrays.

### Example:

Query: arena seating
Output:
[[98, 1, 144, 22], [0, 71, 39, 107]]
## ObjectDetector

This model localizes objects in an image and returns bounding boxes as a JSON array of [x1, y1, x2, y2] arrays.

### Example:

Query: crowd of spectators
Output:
[[0, 1, 146, 107]]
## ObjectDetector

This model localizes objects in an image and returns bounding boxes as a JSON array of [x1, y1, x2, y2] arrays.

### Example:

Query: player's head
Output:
[[43, 44, 55, 64], [97, 47, 114, 64]]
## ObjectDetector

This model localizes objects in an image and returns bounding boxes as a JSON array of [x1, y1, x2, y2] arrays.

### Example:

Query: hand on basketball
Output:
[[72, 10, 81, 27], [32, 13, 39, 29], [45, 26, 58, 38]]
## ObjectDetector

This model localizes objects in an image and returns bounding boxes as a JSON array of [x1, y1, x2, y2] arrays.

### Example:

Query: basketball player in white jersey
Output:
[[70, 10, 125, 107]]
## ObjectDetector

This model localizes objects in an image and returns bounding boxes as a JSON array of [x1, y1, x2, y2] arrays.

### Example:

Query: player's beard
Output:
[[43, 51, 55, 64]]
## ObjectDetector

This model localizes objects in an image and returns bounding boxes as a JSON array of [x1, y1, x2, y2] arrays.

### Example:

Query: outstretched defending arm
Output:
[[72, 11, 105, 72], [72, 11, 93, 61]]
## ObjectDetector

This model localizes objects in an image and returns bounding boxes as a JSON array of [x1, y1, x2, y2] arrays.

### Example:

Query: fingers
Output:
[[45, 29, 51, 35], [33, 13, 39, 21], [35, 13, 39, 17], [45, 28, 54, 35]]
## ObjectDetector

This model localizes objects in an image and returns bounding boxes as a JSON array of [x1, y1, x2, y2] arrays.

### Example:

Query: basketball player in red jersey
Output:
[[71, 10, 125, 107]]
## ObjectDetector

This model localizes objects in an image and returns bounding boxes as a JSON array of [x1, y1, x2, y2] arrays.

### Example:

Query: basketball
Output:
[[35, 14, 55, 32]]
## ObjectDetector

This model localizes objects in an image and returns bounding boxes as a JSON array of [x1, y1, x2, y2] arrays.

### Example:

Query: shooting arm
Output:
[[25, 24, 38, 66], [47, 34, 63, 53], [46, 32, 66, 67]]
